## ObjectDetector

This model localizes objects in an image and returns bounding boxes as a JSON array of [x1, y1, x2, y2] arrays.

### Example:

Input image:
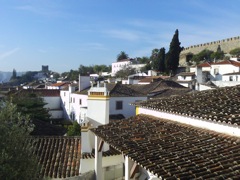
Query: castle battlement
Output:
[[183, 36, 240, 51], [180, 36, 240, 66]]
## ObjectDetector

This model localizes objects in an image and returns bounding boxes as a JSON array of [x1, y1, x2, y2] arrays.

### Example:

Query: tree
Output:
[[67, 121, 81, 136], [115, 66, 135, 79], [159, 48, 166, 72], [229, 48, 240, 57], [151, 48, 160, 71], [78, 64, 94, 75], [10, 91, 50, 122], [210, 51, 224, 61], [137, 56, 150, 64], [68, 69, 79, 81], [0, 101, 40, 179], [140, 62, 152, 72], [165, 29, 183, 74], [191, 49, 214, 64], [117, 51, 129, 62]]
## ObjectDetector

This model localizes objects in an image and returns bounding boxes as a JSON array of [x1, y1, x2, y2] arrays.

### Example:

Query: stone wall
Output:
[[180, 36, 240, 66]]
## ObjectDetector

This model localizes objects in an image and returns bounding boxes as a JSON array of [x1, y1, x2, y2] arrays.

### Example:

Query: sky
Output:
[[0, 0, 240, 73]]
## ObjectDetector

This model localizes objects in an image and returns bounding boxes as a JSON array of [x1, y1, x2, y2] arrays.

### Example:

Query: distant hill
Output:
[[0, 71, 25, 83]]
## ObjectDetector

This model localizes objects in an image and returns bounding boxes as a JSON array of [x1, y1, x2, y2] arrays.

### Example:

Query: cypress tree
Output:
[[158, 47, 165, 72], [166, 29, 183, 75]]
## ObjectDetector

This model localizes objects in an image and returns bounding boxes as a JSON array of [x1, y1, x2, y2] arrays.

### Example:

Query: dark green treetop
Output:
[[166, 29, 183, 74]]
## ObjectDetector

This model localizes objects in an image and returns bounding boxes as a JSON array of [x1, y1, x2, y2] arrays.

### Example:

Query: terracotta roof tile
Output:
[[91, 114, 240, 179], [30, 136, 81, 179], [138, 76, 162, 83], [177, 72, 195, 76], [212, 60, 240, 67], [136, 86, 240, 125], [197, 62, 211, 67], [14, 89, 60, 97]]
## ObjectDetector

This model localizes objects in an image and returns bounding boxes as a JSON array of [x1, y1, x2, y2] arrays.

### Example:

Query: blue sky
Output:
[[0, 0, 240, 73]]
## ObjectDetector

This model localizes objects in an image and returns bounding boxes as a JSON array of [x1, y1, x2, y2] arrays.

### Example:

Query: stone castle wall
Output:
[[180, 36, 240, 66]]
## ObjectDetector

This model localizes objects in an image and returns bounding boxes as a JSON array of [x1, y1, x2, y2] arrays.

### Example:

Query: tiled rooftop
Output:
[[30, 136, 81, 179], [13, 89, 60, 97], [77, 80, 191, 98], [91, 114, 240, 179], [136, 86, 240, 125], [177, 72, 195, 76], [81, 146, 121, 159], [212, 60, 240, 67]]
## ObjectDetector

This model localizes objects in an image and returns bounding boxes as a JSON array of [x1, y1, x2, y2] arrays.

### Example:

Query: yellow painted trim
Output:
[[88, 95, 110, 100], [136, 106, 139, 115]]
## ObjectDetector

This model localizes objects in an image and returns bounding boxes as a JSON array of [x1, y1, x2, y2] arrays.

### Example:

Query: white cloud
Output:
[[0, 48, 20, 60]]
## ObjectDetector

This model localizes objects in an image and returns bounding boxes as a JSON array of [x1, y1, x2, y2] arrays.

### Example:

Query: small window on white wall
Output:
[[79, 99, 82, 105], [116, 101, 123, 110]]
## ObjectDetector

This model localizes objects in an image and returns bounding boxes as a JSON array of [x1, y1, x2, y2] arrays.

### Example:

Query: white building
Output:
[[191, 59, 240, 90], [80, 83, 125, 179], [111, 59, 146, 76], [91, 85, 240, 179], [61, 81, 148, 124], [176, 72, 196, 89]]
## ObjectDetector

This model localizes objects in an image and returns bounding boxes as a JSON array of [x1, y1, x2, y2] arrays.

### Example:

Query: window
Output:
[[64, 92, 66, 96], [73, 98, 75, 103], [79, 99, 82, 105], [214, 68, 219, 75], [116, 101, 123, 110]]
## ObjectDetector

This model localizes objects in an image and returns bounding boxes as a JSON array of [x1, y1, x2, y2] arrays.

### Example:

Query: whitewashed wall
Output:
[[110, 97, 147, 118], [138, 107, 240, 137], [80, 155, 124, 178], [212, 80, 240, 87], [210, 64, 240, 81]]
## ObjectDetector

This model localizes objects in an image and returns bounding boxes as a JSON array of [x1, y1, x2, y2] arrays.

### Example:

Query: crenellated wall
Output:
[[180, 36, 240, 66]]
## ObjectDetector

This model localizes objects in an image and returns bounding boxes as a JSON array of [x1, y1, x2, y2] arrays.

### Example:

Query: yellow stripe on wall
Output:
[[136, 106, 139, 115]]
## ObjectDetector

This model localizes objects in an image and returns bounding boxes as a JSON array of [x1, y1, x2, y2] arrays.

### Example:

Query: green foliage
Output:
[[137, 56, 150, 64], [140, 63, 152, 72], [165, 29, 183, 74], [229, 48, 240, 57], [117, 51, 129, 61], [10, 92, 50, 122], [115, 66, 136, 79], [191, 49, 214, 64], [210, 51, 224, 60], [151, 48, 160, 71], [67, 121, 81, 136], [0, 101, 40, 179], [78, 65, 94, 76], [159, 48, 166, 72], [68, 69, 79, 81]]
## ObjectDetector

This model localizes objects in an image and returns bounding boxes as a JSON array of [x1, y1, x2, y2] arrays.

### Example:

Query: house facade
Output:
[[193, 59, 240, 90], [60, 81, 147, 124], [111, 59, 146, 76], [91, 85, 240, 179]]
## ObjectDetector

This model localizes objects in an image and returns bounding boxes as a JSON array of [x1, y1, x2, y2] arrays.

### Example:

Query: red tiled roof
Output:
[[135, 86, 240, 126], [138, 76, 162, 83], [212, 60, 240, 67], [197, 62, 211, 67], [30, 136, 81, 179], [92, 114, 240, 179], [16, 89, 60, 97]]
